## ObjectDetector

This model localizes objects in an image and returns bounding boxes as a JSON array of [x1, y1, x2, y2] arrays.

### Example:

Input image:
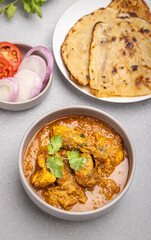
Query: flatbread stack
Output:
[[61, 0, 151, 97]]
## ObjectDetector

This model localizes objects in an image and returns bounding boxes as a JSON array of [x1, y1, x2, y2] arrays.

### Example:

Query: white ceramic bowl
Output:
[[18, 106, 136, 221], [0, 43, 52, 111]]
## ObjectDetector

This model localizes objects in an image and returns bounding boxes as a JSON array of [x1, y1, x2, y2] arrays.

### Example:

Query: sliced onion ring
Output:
[[14, 70, 43, 102], [18, 55, 47, 84], [24, 46, 53, 88], [0, 78, 18, 102]]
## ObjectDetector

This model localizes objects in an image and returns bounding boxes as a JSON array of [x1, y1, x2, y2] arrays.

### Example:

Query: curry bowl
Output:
[[18, 106, 136, 221], [0, 43, 53, 111]]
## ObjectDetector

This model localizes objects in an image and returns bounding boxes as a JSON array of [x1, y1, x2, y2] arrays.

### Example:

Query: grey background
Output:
[[0, 0, 151, 239]]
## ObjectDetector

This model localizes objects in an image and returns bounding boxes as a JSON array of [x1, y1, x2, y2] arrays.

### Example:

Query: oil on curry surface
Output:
[[23, 116, 129, 212]]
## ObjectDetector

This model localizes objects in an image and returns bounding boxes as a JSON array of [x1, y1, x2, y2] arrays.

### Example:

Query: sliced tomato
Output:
[[0, 57, 14, 79], [0, 42, 22, 72]]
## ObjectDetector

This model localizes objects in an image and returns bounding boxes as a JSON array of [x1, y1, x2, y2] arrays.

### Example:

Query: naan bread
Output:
[[61, 0, 151, 86], [61, 7, 119, 86], [89, 19, 151, 97], [109, 0, 151, 23]]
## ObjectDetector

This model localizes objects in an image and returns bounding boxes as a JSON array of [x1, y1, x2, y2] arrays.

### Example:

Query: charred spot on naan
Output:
[[108, 0, 151, 23]]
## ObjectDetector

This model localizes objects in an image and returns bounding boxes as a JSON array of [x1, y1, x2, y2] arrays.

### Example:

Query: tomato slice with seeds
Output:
[[0, 42, 22, 72], [0, 57, 14, 79]]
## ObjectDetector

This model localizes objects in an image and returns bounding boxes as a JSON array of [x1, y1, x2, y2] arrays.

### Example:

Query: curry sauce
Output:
[[23, 116, 129, 212]]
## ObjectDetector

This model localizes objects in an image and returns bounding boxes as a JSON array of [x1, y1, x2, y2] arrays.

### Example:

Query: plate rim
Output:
[[53, 0, 151, 103]]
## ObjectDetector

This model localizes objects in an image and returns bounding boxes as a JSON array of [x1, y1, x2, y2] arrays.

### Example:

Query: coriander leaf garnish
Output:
[[67, 150, 87, 171], [6, 3, 17, 18], [46, 156, 63, 178], [46, 134, 87, 178], [46, 134, 63, 178], [0, 0, 48, 18], [48, 134, 63, 155], [0, 0, 18, 18]]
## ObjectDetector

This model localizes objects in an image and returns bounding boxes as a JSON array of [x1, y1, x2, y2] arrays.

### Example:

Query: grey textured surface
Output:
[[0, 0, 151, 239]]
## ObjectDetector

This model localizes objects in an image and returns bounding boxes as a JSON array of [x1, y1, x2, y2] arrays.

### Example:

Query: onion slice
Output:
[[14, 70, 43, 102], [23, 46, 53, 87], [18, 55, 47, 84], [0, 78, 18, 102]]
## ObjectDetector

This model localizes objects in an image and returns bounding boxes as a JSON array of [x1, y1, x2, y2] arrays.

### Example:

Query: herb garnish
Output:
[[0, 0, 48, 18], [67, 150, 87, 171], [46, 156, 63, 179], [46, 134, 87, 178], [46, 134, 63, 178], [48, 134, 63, 155]]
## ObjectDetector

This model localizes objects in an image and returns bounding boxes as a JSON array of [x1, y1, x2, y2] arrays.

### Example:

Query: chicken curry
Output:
[[23, 115, 129, 212]]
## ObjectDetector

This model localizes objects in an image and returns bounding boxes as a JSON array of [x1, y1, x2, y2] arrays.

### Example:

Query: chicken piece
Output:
[[99, 179, 120, 200], [47, 187, 78, 210], [51, 125, 89, 150], [114, 150, 124, 166], [31, 154, 56, 188], [100, 162, 115, 177], [51, 126, 124, 165], [47, 159, 88, 210], [75, 153, 101, 188], [57, 159, 88, 204], [91, 131, 124, 165], [38, 126, 50, 147]]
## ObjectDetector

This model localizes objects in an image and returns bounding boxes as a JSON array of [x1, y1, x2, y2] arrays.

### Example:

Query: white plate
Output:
[[53, 0, 151, 103]]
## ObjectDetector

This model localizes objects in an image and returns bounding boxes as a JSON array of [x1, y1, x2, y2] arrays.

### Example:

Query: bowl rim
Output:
[[18, 105, 136, 216]]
